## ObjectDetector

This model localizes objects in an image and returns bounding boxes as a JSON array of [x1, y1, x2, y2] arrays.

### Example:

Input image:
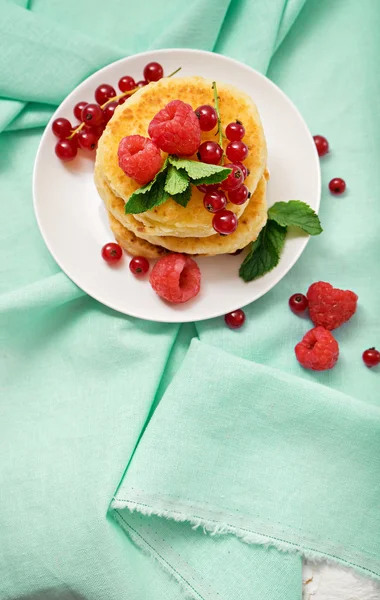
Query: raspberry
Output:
[[295, 326, 339, 371], [118, 135, 163, 185], [149, 254, 201, 304], [307, 281, 358, 330], [148, 100, 201, 156]]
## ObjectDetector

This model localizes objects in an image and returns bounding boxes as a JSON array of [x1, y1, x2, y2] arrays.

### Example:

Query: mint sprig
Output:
[[124, 169, 170, 214], [167, 156, 231, 184], [268, 201, 323, 236], [239, 221, 286, 282], [239, 200, 322, 282], [171, 185, 192, 208], [125, 156, 231, 214], [164, 164, 189, 195]]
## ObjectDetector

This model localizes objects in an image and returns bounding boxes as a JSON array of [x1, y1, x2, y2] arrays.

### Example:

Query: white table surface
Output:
[[302, 562, 380, 600]]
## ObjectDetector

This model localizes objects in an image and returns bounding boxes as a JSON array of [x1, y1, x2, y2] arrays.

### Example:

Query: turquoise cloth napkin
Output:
[[1, 1, 380, 600]]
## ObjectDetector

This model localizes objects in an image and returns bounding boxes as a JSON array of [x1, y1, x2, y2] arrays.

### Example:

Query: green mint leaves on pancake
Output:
[[171, 185, 192, 208], [164, 164, 189, 195], [125, 155, 231, 213], [168, 156, 231, 185], [239, 200, 322, 282], [268, 200, 322, 236], [124, 168, 170, 214]]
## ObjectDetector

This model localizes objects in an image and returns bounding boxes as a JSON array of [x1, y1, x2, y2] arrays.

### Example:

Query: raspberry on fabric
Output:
[[295, 326, 339, 371], [118, 135, 163, 184], [148, 100, 201, 156], [307, 281, 358, 330], [149, 254, 201, 304]]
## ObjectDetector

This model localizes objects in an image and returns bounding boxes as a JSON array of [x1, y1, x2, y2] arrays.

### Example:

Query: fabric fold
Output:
[[112, 339, 380, 588], [0, 0, 122, 104], [1, 0, 380, 599]]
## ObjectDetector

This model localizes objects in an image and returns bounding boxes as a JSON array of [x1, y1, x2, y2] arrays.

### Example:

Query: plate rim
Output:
[[33, 47, 321, 323]]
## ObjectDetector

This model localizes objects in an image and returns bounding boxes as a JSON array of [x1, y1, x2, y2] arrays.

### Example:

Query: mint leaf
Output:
[[191, 171, 232, 186], [239, 221, 287, 282], [168, 156, 231, 184], [164, 164, 190, 195], [172, 185, 192, 208], [125, 170, 170, 214], [268, 200, 322, 236]]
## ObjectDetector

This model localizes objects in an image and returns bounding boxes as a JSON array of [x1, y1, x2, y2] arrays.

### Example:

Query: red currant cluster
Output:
[[52, 62, 166, 162], [195, 111, 250, 235], [313, 135, 346, 195]]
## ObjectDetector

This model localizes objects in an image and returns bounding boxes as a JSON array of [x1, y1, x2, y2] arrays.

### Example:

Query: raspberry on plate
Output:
[[118, 135, 163, 184], [150, 254, 201, 304], [295, 326, 339, 371], [148, 100, 201, 156], [307, 281, 358, 330]]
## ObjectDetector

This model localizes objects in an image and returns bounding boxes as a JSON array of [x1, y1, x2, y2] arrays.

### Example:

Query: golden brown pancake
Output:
[[95, 167, 267, 256], [107, 212, 167, 258], [95, 76, 267, 238]]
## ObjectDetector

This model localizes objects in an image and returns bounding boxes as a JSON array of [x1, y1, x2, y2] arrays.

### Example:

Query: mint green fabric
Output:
[[1, 2, 380, 600], [115, 340, 380, 584]]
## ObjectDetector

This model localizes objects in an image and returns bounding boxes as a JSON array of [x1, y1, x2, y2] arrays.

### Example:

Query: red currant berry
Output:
[[329, 178, 346, 195], [101, 242, 123, 264], [362, 347, 380, 368], [221, 164, 244, 191], [129, 256, 150, 276], [228, 184, 249, 205], [225, 309, 245, 329], [136, 80, 148, 88], [143, 62, 164, 82], [225, 121, 245, 141], [203, 190, 227, 213], [88, 123, 105, 138], [226, 140, 248, 162], [197, 141, 223, 165], [73, 101, 88, 121], [52, 117, 72, 139], [313, 135, 329, 157], [197, 183, 220, 193], [103, 101, 118, 123], [118, 97, 127, 105], [212, 209, 238, 235], [82, 103, 104, 127], [55, 138, 77, 162], [95, 83, 116, 105], [118, 75, 136, 92], [194, 105, 217, 131], [289, 293, 308, 314], [69, 134, 79, 147], [77, 130, 98, 151], [234, 161, 249, 179]]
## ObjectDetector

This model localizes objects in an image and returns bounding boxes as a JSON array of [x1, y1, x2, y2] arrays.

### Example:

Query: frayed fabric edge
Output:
[[113, 509, 205, 600], [111, 498, 380, 583]]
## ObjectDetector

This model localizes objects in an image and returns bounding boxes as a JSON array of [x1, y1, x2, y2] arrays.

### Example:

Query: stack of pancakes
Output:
[[95, 76, 268, 258]]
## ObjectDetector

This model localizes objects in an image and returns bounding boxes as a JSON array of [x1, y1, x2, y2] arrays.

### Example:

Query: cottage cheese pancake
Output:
[[96, 76, 267, 238], [95, 167, 267, 256]]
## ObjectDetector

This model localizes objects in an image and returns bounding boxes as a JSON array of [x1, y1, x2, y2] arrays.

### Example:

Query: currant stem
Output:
[[67, 66, 182, 140], [212, 81, 224, 162], [167, 66, 182, 78], [101, 88, 137, 108], [67, 122, 84, 140]]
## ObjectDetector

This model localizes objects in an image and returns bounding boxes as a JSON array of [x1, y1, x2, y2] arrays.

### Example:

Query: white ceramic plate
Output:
[[33, 48, 320, 323]]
